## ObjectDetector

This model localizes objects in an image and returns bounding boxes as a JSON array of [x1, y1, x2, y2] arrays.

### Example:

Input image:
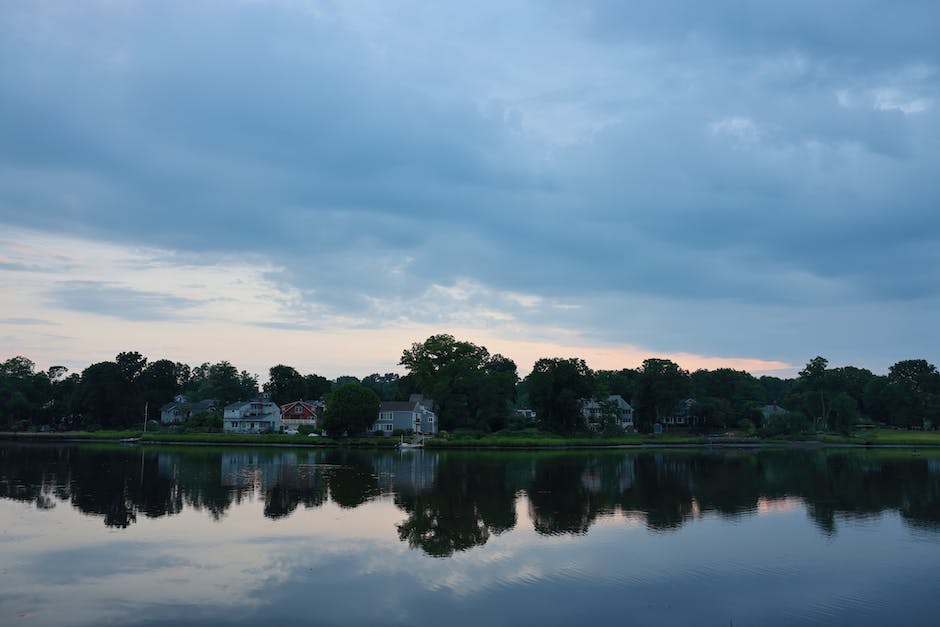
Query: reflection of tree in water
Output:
[[527, 455, 601, 535], [324, 450, 379, 509], [687, 453, 762, 519], [618, 454, 695, 531], [261, 452, 330, 519], [0, 443, 73, 509], [4, 444, 940, 538], [395, 453, 518, 557]]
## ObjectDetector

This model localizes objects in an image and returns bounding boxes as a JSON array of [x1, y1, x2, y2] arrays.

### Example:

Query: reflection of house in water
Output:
[[929, 460, 940, 477], [580, 457, 636, 494], [372, 451, 439, 495], [220, 452, 321, 491], [156, 452, 182, 481]]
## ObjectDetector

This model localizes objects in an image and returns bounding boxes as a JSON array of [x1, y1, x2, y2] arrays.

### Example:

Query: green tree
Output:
[[399, 335, 518, 431], [265, 364, 306, 404], [594, 368, 638, 401], [886, 359, 940, 428], [0, 356, 45, 427], [361, 373, 402, 401], [633, 358, 691, 433], [73, 361, 132, 429], [303, 373, 332, 400], [526, 357, 594, 434], [139, 359, 184, 421], [796, 356, 831, 430], [189, 361, 257, 407], [322, 384, 381, 438], [690, 368, 764, 430], [829, 392, 859, 434]]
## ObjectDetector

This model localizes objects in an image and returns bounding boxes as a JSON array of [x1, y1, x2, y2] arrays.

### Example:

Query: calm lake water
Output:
[[2, 443, 940, 626]]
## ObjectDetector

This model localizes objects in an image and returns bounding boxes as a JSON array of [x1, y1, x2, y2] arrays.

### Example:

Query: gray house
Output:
[[581, 395, 635, 431], [372, 394, 438, 436], [160, 395, 218, 424], [224, 397, 283, 433]]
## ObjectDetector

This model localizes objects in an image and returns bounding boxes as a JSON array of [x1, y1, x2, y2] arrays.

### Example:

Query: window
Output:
[[295, 406, 303, 414], [385, 423, 393, 431]]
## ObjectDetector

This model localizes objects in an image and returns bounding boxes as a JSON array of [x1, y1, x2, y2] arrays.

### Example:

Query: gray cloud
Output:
[[47, 281, 198, 321], [2, 1, 938, 369], [0, 317, 58, 325]]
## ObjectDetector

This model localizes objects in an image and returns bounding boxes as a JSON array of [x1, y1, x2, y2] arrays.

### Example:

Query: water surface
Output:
[[2, 443, 939, 626]]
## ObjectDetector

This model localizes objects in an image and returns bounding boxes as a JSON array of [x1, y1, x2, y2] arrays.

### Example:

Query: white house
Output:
[[224, 397, 283, 433], [581, 395, 635, 431]]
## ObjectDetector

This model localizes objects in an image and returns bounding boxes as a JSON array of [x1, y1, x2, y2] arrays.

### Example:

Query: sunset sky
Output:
[[2, 1, 938, 380]]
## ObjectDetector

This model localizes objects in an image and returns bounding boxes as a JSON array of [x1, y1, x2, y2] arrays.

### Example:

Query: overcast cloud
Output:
[[1, 1, 938, 376]]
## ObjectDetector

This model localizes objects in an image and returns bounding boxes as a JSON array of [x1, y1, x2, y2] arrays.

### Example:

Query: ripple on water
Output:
[[783, 591, 881, 625]]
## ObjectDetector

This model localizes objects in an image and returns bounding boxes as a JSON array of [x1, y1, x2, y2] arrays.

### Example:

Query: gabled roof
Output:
[[190, 399, 217, 413], [380, 400, 419, 412]]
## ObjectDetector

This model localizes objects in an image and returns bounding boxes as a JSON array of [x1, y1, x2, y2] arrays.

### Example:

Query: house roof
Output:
[[190, 399, 217, 413], [582, 395, 634, 410], [380, 401, 418, 412]]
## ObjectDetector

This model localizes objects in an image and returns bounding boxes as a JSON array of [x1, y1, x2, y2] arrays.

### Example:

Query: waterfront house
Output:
[[581, 395, 635, 431], [224, 396, 283, 433], [372, 394, 438, 435], [280, 400, 324, 432], [761, 403, 787, 420], [661, 398, 697, 428], [160, 395, 218, 424]]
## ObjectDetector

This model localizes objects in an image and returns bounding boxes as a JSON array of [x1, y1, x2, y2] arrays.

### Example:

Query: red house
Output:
[[280, 400, 324, 431]]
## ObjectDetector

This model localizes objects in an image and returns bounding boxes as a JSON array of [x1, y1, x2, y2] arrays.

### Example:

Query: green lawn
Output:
[[818, 429, 940, 446], [5, 428, 940, 448]]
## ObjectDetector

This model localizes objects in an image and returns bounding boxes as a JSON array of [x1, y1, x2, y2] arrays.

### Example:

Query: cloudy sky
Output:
[[1, 0, 938, 379]]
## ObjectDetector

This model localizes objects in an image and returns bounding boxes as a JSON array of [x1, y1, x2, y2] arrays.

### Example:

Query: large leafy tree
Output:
[[0, 356, 49, 427], [265, 365, 332, 404], [594, 368, 638, 401], [74, 361, 133, 429], [793, 357, 878, 430], [190, 361, 257, 407], [303, 374, 332, 400], [399, 335, 518, 431], [361, 373, 401, 401], [265, 365, 305, 404], [886, 359, 940, 428], [139, 359, 184, 420], [690, 368, 764, 429], [322, 384, 380, 438], [526, 357, 594, 434], [794, 356, 832, 430], [633, 358, 691, 432]]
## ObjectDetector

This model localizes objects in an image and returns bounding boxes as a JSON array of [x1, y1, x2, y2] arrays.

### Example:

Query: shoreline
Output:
[[3, 431, 940, 450]]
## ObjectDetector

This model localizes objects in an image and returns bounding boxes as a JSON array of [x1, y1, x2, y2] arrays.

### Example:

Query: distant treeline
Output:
[[2, 334, 939, 433]]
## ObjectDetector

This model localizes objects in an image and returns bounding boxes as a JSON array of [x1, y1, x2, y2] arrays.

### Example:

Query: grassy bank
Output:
[[0, 431, 396, 448], [817, 429, 940, 446], [425, 433, 707, 448], [4, 428, 940, 448]]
